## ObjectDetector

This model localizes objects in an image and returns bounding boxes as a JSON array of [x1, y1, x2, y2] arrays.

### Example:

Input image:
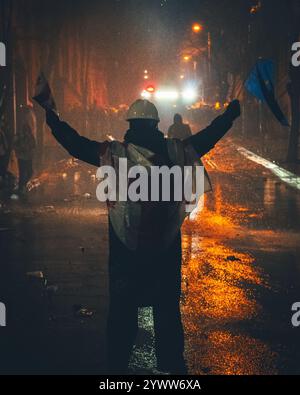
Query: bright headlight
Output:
[[141, 90, 151, 99], [182, 88, 198, 102], [155, 90, 179, 101]]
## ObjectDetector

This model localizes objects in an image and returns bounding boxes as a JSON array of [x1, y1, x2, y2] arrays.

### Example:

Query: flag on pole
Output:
[[245, 59, 289, 127]]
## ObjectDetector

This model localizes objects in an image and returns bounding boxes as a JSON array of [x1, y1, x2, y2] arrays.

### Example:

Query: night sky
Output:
[[60, 0, 208, 96]]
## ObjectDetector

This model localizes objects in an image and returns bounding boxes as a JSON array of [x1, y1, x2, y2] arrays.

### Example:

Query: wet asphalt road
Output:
[[1, 138, 300, 375]]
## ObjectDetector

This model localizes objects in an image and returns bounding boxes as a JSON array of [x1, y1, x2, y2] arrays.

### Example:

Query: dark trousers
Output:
[[18, 159, 33, 191], [107, 223, 186, 374]]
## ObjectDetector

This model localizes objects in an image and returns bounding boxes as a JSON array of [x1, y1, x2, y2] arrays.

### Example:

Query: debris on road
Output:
[[73, 304, 95, 318], [26, 271, 44, 279], [83, 192, 92, 199], [226, 255, 241, 262], [43, 205, 55, 212], [27, 179, 41, 192], [10, 194, 19, 201]]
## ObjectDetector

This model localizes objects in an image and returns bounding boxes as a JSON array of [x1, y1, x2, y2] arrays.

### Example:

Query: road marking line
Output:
[[237, 146, 300, 191]]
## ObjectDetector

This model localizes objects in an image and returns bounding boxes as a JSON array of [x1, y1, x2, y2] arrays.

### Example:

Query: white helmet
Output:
[[126, 99, 160, 122]]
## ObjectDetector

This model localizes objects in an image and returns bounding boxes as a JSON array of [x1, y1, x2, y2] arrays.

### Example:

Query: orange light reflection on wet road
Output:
[[181, 140, 277, 374]]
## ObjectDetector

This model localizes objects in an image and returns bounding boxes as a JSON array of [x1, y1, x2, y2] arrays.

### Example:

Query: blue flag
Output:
[[245, 59, 289, 127]]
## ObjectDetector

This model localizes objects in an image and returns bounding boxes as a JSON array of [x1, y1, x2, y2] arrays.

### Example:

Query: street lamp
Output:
[[192, 23, 203, 33], [183, 55, 191, 62]]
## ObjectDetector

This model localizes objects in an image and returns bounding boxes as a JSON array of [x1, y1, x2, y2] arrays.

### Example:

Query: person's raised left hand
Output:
[[225, 100, 241, 122]]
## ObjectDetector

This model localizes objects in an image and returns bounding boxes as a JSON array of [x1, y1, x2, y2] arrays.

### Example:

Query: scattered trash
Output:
[[27, 179, 41, 192], [26, 271, 44, 279], [226, 255, 241, 262], [77, 308, 94, 318], [43, 205, 55, 212], [83, 192, 91, 199], [73, 304, 94, 318], [67, 158, 78, 167], [10, 194, 19, 201], [63, 195, 78, 203]]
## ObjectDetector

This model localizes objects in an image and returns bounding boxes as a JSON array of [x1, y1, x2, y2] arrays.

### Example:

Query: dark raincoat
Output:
[[46, 110, 234, 373]]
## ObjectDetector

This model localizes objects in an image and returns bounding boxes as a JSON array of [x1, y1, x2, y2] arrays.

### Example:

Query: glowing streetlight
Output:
[[192, 23, 203, 33], [146, 85, 155, 93], [214, 102, 221, 110], [182, 88, 198, 102], [183, 55, 191, 62], [155, 90, 179, 101]]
